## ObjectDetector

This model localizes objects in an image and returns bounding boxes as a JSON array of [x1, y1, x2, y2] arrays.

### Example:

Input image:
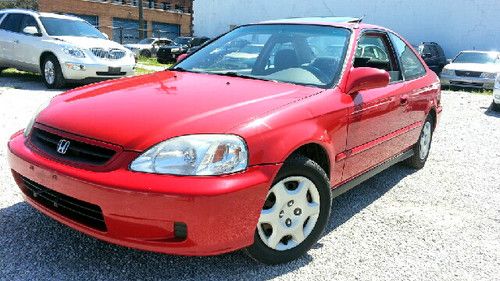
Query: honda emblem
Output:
[[57, 139, 71, 154]]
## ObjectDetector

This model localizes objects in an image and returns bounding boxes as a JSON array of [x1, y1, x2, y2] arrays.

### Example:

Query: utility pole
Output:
[[138, 0, 145, 39]]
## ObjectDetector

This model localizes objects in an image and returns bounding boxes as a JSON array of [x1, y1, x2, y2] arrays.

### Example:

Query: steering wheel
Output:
[[302, 65, 331, 84]]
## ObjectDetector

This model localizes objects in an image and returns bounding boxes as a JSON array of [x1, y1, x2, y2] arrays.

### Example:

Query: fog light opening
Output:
[[174, 222, 187, 240]]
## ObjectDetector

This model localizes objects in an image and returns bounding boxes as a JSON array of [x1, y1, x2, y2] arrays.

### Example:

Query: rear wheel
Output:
[[405, 115, 434, 169], [41, 55, 66, 89], [246, 156, 331, 264]]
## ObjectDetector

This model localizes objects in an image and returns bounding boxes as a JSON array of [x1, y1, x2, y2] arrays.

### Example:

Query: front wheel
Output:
[[246, 156, 331, 264], [492, 102, 500, 112], [405, 116, 434, 169], [41, 55, 66, 89]]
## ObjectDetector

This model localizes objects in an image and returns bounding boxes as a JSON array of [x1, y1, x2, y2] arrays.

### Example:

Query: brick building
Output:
[[39, 0, 193, 44]]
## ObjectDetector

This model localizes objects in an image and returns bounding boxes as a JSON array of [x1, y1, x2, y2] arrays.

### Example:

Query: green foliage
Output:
[[0, 0, 38, 10]]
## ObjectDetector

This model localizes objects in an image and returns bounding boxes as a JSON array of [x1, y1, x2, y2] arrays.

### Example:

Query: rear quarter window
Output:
[[389, 33, 427, 80]]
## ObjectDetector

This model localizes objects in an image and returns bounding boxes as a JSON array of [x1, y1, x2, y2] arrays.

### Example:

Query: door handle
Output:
[[400, 95, 409, 105]]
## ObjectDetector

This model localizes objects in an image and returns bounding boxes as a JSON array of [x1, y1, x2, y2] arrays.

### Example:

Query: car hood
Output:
[[445, 63, 500, 73], [36, 71, 322, 151], [53, 36, 127, 50]]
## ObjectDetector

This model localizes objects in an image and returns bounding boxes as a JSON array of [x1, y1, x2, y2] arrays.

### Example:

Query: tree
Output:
[[0, 0, 38, 10]]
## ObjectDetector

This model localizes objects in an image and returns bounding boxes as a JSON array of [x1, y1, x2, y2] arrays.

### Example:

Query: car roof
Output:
[[257, 16, 382, 30], [0, 9, 85, 21]]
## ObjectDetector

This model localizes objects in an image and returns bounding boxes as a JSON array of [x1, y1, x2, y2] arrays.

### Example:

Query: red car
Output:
[[8, 17, 441, 264]]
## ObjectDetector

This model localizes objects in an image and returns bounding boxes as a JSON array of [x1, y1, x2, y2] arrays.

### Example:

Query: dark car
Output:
[[157, 36, 210, 64], [413, 42, 447, 74]]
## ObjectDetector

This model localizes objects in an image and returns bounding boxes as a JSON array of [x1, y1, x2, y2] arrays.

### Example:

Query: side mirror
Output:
[[345, 67, 390, 95], [176, 53, 188, 63], [23, 26, 41, 37], [446, 59, 453, 64]]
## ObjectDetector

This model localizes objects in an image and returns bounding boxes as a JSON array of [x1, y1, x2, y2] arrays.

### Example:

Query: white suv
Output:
[[0, 9, 136, 88]]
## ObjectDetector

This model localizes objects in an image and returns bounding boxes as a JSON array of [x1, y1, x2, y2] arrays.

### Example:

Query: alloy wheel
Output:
[[44, 60, 55, 85]]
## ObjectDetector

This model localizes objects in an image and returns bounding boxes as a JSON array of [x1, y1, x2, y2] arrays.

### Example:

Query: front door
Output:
[[342, 31, 409, 180]]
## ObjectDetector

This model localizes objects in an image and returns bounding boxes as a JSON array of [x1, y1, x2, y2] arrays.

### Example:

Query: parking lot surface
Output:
[[1, 75, 499, 281]]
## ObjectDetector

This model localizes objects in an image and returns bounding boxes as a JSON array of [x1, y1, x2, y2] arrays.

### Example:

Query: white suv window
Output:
[[0, 13, 24, 33]]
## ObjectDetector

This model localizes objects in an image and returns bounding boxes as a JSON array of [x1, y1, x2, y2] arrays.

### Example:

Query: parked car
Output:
[[441, 51, 500, 90], [8, 17, 442, 264], [493, 73, 500, 111], [413, 42, 447, 74], [0, 9, 136, 89], [157, 36, 210, 63], [124, 37, 173, 58]]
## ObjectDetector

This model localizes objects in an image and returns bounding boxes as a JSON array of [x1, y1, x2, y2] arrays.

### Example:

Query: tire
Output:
[[41, 55, 66, 89], [404, 115, 434, 169], [157, 59, 167, 65], [140, 50, 151, 58], [492, 102, 500, 112], [245, 155, 332, 264]]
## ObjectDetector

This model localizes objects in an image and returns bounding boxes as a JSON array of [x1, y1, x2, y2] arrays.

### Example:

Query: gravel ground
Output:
[[1, 75, 499, 281]]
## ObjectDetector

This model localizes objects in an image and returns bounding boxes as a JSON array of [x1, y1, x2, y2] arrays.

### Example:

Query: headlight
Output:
[[480, 72, 497, 79], [63, 47, 86, 58], [441, 69, 455, 76], [170, 48, 180, 52], [24, 99, 51, 138], [130, 134, 248, 176]]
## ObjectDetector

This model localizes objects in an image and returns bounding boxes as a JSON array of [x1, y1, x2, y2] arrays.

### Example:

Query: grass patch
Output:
[[444, 86, 493, 96], [1, 68, 41, 82], [137, 56, 170, 67], [134, 67, 156, 75]]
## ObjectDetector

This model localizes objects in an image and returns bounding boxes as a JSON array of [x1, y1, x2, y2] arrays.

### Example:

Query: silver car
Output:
[[124, 38, 173, 58], [441, 51, 500, 90]]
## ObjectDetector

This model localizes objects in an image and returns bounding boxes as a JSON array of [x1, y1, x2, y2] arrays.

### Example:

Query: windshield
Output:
[[174, 24, 351, 88], [174, 37, 191, 45], [453, 52, 500, 64], [138, 38, 155, 44], [40, 17, 106, 39]]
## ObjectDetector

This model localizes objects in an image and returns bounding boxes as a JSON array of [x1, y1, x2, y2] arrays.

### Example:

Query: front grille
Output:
[[455, 70, 482, 78], [90, 48, 126, 60], [19, 174, 106, 231], [30, 127, 116, 166]]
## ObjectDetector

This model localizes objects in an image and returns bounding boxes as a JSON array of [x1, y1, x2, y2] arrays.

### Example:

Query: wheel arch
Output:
[[282, 141, 332, 179], [39, 51, 58, 71]]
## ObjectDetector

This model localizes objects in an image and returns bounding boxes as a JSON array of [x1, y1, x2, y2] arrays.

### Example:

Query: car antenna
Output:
[[349, 15, 365, 28]]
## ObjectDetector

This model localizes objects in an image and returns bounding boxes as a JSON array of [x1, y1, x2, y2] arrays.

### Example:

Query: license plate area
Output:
[[108, 67, 121, 74]]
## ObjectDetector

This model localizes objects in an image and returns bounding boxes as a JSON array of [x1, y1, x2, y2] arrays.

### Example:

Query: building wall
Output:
[[193, 0, 500, 58], [39, 0, 192, 41]]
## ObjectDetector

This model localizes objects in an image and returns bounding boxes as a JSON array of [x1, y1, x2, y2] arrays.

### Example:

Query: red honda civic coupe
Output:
[[8, 17, 442, 264]]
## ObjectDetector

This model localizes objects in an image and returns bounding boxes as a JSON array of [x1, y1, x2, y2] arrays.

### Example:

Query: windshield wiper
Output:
[[212, 72, 269, 81]]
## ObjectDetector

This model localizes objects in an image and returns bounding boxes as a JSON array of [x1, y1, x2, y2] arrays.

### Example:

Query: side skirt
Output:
[[331, 149, 414, 198]]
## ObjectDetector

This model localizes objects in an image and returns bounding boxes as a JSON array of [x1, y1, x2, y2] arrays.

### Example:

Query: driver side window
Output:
[[354, 32, 402, 83]]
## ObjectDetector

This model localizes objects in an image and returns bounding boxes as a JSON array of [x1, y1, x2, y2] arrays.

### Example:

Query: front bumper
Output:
[[440, 74, 495, 90], [61, 61, 135, 81], [7, 132, 280, 256]]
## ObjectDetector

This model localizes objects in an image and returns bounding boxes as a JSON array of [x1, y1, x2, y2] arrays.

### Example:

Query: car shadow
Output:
[[0, 165, 415, 280]]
